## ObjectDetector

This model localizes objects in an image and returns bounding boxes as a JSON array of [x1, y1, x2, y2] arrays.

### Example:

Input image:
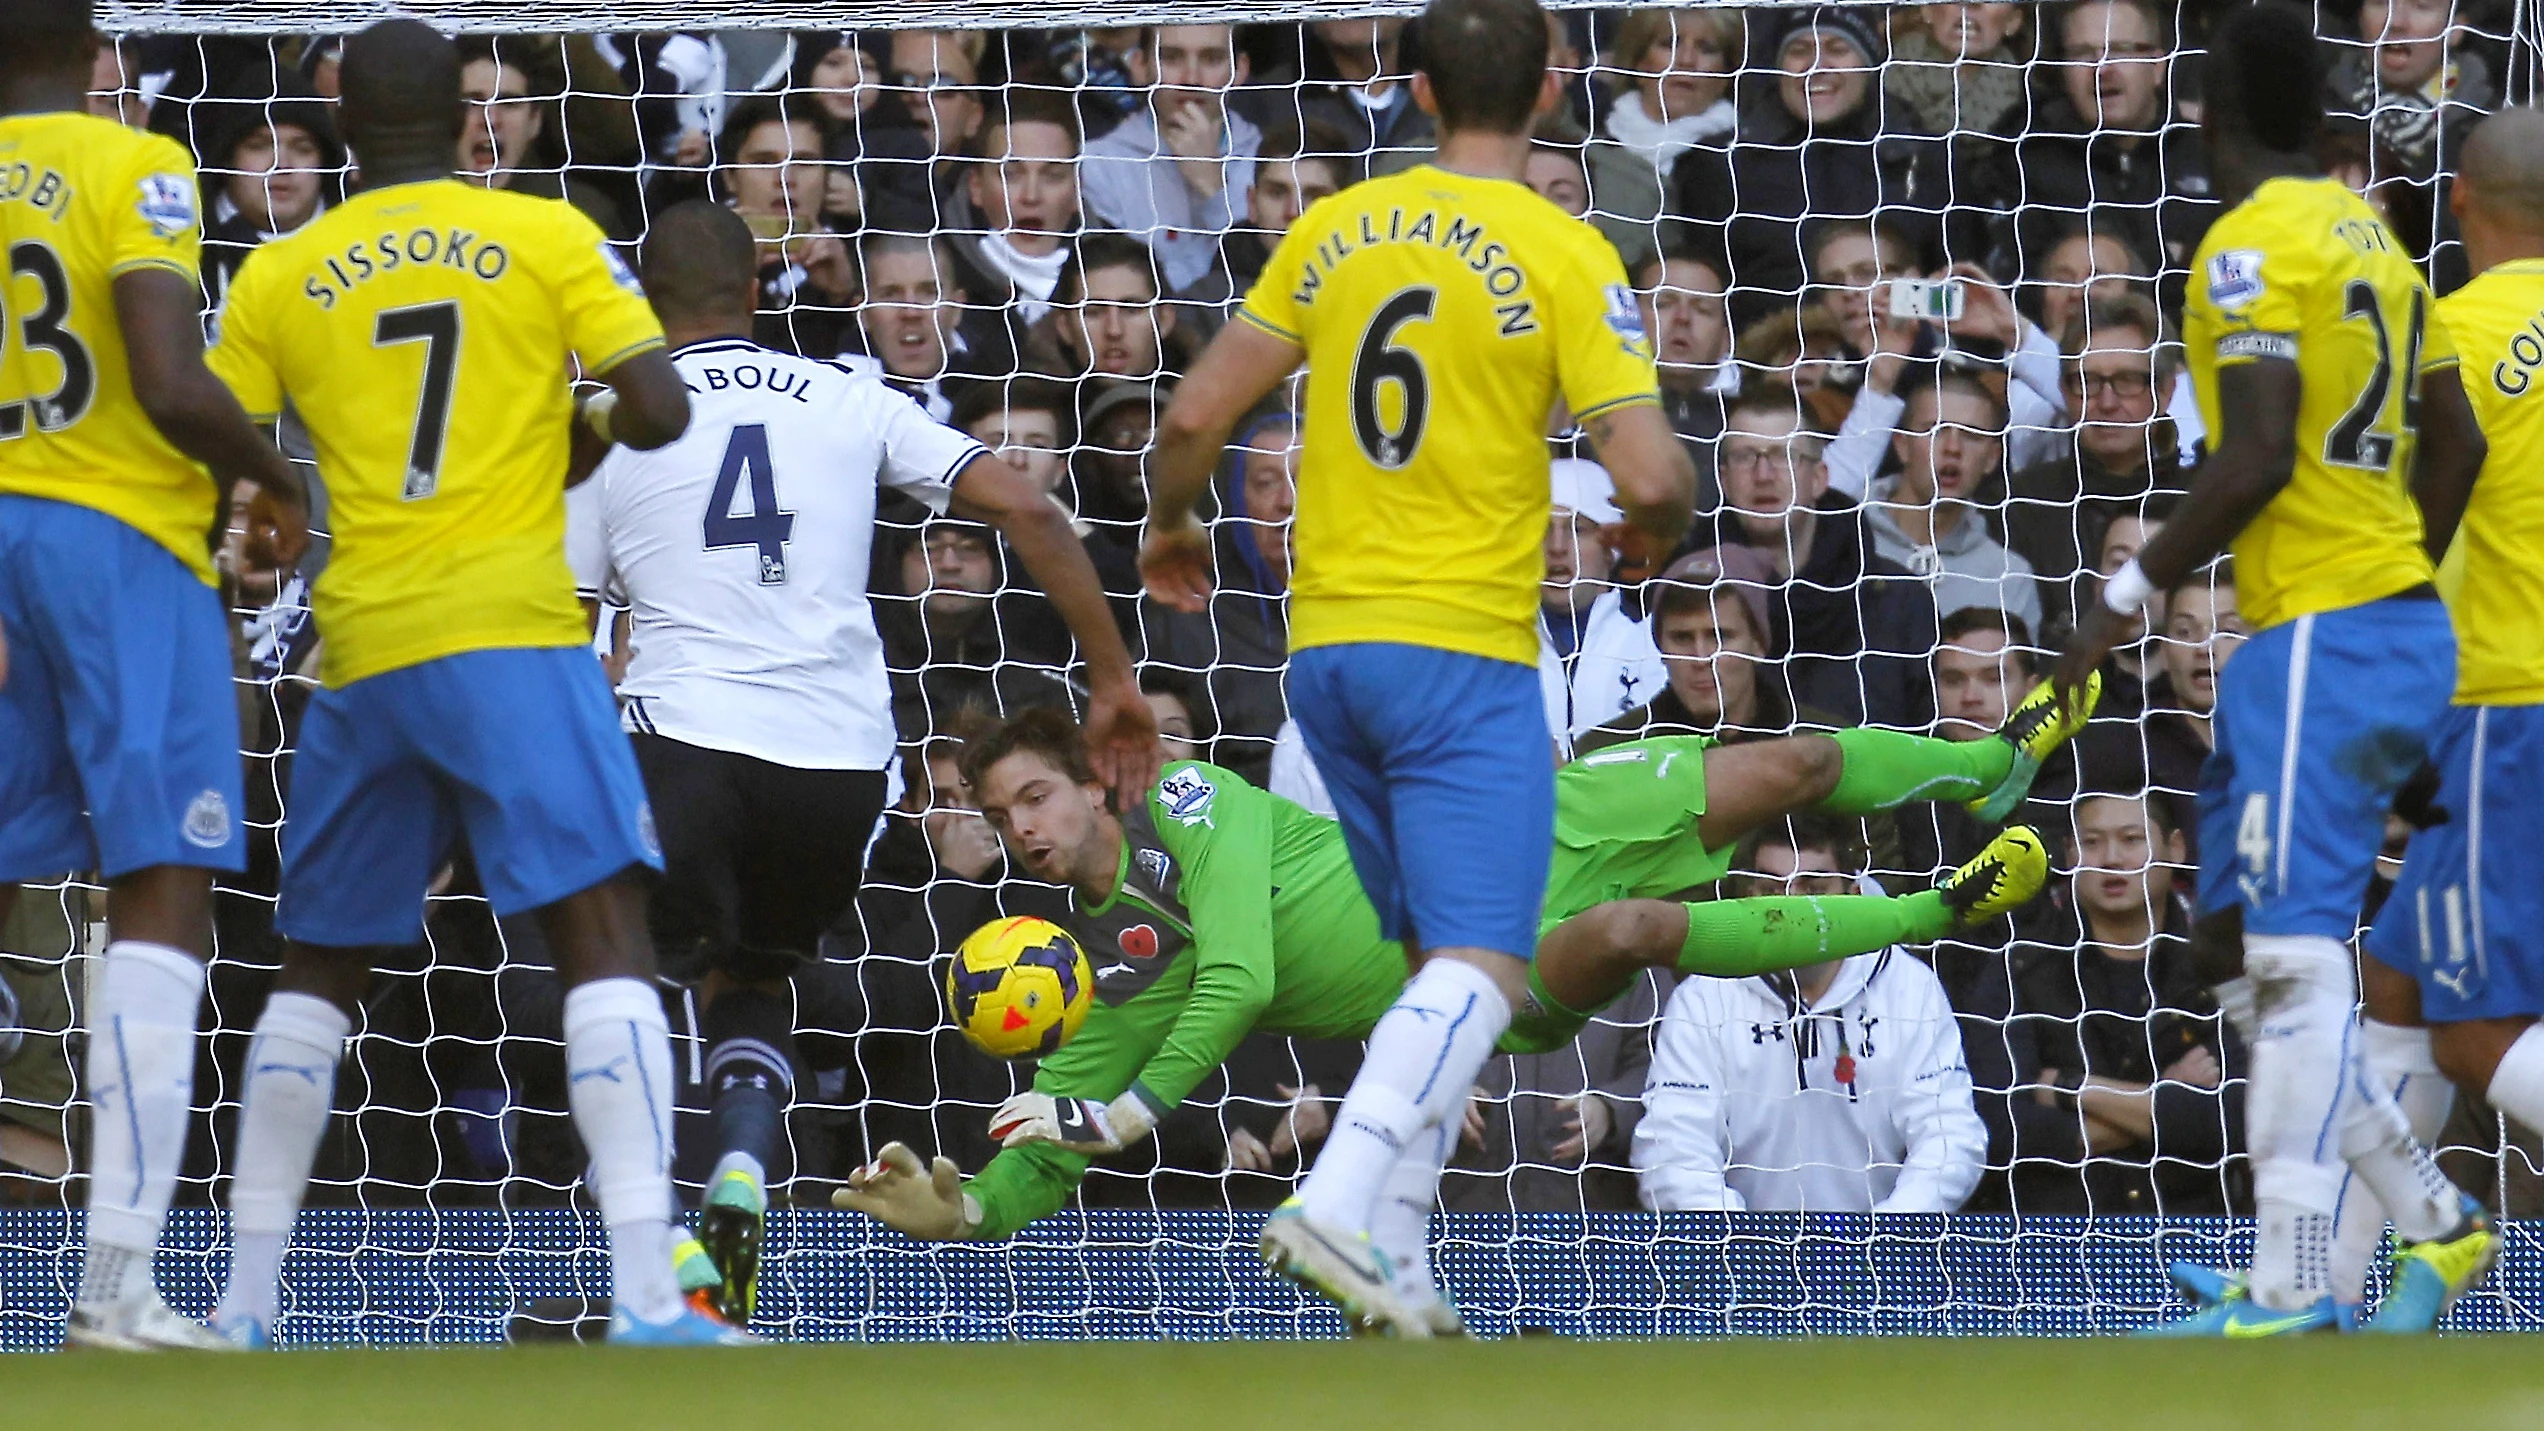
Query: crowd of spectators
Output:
[[2, 1, 2528, 1222]]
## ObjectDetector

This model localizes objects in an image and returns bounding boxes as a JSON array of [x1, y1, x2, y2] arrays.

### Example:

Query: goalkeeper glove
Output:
[[830, 1142, 980, 1240], [987, 1087, 1163, 1154]]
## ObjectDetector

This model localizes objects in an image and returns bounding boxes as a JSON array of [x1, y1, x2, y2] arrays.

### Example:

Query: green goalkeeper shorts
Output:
[[1536, 733, 1734, 937]]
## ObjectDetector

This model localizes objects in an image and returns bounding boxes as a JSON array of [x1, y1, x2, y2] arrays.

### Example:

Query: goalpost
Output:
[[3, 0, 2542, 1344]]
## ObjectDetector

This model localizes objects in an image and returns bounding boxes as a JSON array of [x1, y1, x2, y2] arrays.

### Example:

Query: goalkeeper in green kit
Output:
[[838, 681, 2091, 1331]]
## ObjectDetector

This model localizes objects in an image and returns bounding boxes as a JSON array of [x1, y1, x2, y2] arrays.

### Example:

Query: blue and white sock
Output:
[[1298, 958, 1509, 1237], [2330, 1020, 2451, 1304], [77, 941, 205, 1311], [216, 991, 350, 1330], [563, 978, 681, 1324]]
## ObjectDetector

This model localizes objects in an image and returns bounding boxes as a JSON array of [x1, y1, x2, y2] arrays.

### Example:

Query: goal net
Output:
[[6, 0, 2544, 1345]]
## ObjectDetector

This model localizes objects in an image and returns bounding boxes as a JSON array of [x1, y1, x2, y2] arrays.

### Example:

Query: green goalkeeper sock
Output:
[[1676, 890, 1956, 978], [1819, 728, 2012, 814], [1503, 964, 1605, 1056]]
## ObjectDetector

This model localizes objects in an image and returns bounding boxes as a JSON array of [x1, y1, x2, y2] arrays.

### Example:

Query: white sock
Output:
[[216, 992, 350, 1328], [2241, 935, 2355, 1311], [2484, 1024, 2544, 1135], [2336, 1044, 2462, 1246], [1369, 1119, 1453, 1307], [563, 978, 681, 1324], [2329, 1020, 2450, 1304], [78, 941, 205, 1309], [1299, 958, 1510, 1236]]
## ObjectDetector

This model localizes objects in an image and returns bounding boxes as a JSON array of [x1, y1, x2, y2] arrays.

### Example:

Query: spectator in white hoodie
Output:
[[1538, 458, 1667, 746], [1635, 813, 1985, 1212]]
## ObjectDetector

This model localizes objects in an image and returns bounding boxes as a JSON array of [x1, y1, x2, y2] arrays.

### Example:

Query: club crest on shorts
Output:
[[181, 789, 231, 849], [136, 173, 198, 239], [1158, 768, 1215, 826], [637, 801, 662, 860]]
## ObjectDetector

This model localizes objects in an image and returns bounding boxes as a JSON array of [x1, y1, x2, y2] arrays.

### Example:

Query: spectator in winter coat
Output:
[[1637, 244, 1739, 493], [1673, 8, 1959, 332], [1603, 7, 1741, 194], [1885, 2, 2032, 141], [194, 82, 341, 317], [1636, 815, 1984, 1212], [1960, 789, 2248, 1215], [2000, 0, 2217, 281], [1081, 24, 1263, 295], [1711, 388, 1939, 729], [2003, 293, 2188, 633], [854, 231, 1016, 420]]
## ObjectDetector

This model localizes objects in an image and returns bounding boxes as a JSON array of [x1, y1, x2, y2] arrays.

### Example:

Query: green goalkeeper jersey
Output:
[[962, 738, 1729, 1238]]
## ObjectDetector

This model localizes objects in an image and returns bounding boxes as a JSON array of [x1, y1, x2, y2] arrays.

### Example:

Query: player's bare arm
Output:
[[114, 266, 310, 566], [2408, 363, 2487, 564], [950, 454, 1161, 803], [1582, 403, 1695, 553], [587, 348, 691, 452], [2055, 359, 2299, 700], [1143, 319, 1303, 613]]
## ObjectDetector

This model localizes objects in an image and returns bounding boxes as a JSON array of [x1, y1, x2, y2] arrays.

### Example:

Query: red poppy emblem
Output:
[[1120, 925, 1159, 960]]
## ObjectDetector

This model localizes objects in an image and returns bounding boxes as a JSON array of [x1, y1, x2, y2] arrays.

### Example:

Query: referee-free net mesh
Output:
[[7, 0, 2544, 1342]]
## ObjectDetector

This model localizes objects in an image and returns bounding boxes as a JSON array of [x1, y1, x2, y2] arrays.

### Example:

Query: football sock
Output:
[[1676, 892, 1950, 979], [2242, 935, 2360, 1310], [77, 941, 206, 1309], [2337, 1046, 2463, 1246], [563, 978, 682, 1324], [703, 987, 794, 1182], [1298, 958, 1511, 1237], [2483, 1025, 2544, 1147], [2330, 1020, 2451, 1304], [1370, 1119, 1454, 1308], [1506, 964, 1600, 1055], [216, 991, 351, 1329], [1818, 728, 2010, 815]]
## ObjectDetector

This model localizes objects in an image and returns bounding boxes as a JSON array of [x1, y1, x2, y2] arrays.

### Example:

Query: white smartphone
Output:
[[1888, 277, 1966, 322]]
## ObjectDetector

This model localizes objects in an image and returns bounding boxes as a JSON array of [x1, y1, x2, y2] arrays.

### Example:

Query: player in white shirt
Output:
[[567, 202, 1157, 1325]]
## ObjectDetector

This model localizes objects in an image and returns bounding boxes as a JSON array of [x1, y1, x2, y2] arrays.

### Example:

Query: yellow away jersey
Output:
[[2432, 260, 2544, 705], [210, 179, 663, 687], [1239, 164, 1658, 666], [0, 111, 220, 582], [2184, 177, 2452, 631]]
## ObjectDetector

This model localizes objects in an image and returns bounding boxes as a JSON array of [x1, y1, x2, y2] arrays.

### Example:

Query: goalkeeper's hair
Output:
[[2205, 1, 2324, 158], [0, 0, 93, 75], [1408, 0, 1550, 136], [956, 705, 1099, 794], [641, 200, 758, 323]]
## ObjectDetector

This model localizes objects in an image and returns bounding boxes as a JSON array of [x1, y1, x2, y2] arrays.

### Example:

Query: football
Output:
[[945, 916, 1094, 1059]]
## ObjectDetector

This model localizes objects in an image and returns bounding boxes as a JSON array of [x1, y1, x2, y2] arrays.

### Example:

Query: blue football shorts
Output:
[[0, 494, 245, 882], [2365, 702, 2544, 1021], [2195, 593, 2455, 941], [1287, 641, 1554, 961], [277, 645, 661, 946]]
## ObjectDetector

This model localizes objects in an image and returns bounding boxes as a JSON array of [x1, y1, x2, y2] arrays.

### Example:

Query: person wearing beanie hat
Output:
[[1671, 4, 1955, 334], [193, 78, 344, 315]]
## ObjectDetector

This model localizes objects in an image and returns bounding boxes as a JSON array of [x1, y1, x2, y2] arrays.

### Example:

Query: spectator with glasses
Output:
[[2002, 293, 2188, 632], [2000, 0, 2217, 279], [1712, 389, 1938, 730]]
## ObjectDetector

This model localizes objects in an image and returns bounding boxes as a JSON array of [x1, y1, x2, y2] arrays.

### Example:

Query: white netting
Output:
[[9, 0, 2544, 1341]]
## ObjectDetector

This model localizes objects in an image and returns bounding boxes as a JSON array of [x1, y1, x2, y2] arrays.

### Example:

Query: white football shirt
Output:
[[568, 338, 987, 770]]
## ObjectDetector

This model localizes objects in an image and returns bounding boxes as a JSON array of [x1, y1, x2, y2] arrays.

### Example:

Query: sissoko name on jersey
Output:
[[567, 338, 987, 772]]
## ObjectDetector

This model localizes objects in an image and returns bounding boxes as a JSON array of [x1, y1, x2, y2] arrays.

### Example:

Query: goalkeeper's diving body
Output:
[[837, 701, 2076, 1333]]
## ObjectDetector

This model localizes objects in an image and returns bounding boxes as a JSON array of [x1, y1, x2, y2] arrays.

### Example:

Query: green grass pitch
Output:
[[9, 1337, 2544, 1429]]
